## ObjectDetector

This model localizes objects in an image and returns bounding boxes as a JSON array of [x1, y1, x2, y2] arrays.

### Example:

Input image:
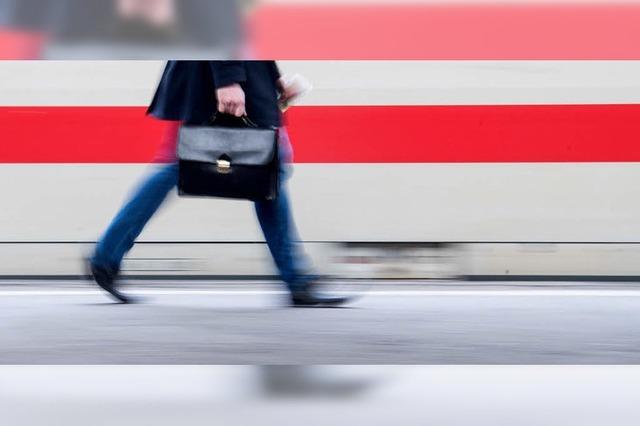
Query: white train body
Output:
[[1, 61, 639, 279]]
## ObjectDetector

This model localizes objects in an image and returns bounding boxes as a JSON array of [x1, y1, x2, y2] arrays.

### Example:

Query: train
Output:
[[1, 60, 640, 280]]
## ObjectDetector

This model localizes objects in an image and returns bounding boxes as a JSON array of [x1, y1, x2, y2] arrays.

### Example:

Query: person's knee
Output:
[[158, 163, 180, 185]]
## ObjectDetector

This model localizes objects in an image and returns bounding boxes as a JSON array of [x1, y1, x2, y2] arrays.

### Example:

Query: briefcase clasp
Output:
[[216, 159, 232, 174]]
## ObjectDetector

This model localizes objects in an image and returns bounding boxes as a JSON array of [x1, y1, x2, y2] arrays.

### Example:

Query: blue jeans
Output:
[[92, 160, 311, 292]]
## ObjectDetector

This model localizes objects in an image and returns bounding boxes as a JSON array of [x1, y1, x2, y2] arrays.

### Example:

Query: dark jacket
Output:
[[148, 61, 282, 127]]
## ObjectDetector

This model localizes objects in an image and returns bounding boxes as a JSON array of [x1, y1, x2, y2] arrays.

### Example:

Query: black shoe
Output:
[[86, 259, 134, 304], [290, 283, 352, 308]]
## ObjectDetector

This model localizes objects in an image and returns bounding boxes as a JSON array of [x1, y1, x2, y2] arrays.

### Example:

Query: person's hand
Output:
[[216, 84, 246, 117], [278, 78, 298, 106], [277, 74, 312, 111]]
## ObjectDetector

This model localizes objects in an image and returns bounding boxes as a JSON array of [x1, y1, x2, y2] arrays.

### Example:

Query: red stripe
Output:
[[0, 107, 167, 163], [0, 30, 47, 59], [249, 4, 640, 59], [2, 105, 640, 163], [288, 105, 640, 163]]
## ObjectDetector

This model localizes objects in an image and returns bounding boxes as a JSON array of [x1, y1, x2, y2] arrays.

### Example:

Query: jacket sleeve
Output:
[[272, 61, 282, 80], [209, 61, 247, 88]]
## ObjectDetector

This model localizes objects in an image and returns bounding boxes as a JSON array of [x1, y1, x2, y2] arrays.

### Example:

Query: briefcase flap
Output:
[[177, 125, 277, 166]]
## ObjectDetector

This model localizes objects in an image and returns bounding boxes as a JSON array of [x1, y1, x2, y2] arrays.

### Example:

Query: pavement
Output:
[[3, 365, 640, 426], [1, 281, 640, 364]]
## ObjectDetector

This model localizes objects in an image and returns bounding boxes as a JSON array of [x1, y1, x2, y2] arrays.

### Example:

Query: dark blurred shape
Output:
[[259, 366, 380, 399], [0, 0, 242, 59]]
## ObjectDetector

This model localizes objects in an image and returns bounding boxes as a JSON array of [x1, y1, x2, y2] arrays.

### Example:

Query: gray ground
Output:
[[1, 281, 640, 364]]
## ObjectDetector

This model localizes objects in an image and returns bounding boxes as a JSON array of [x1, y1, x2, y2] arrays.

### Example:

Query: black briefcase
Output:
[[177, 116, 279, 201]]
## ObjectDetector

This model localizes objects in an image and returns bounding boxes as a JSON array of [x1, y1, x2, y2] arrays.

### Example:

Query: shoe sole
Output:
[[86, 258, 132, 304], [291, 296, 353, 308]]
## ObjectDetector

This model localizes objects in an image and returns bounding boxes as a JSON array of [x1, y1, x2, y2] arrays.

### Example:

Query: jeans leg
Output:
[[92, 164, 179, 272], [254, 175, 312, 292]]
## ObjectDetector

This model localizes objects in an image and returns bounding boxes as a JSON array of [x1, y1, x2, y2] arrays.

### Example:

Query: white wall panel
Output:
[[1, 61, 640, 106], [1, 163, 639, 243]]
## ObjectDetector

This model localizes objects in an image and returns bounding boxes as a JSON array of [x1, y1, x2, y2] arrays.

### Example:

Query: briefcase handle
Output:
[[209, 112, 259, 129]]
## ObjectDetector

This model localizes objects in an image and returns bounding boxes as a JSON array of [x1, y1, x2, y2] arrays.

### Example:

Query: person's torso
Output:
[[148, 60, 281, 128]]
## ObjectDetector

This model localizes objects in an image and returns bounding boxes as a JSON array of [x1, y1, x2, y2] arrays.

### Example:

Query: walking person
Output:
[[88, 60, 349, 307]]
